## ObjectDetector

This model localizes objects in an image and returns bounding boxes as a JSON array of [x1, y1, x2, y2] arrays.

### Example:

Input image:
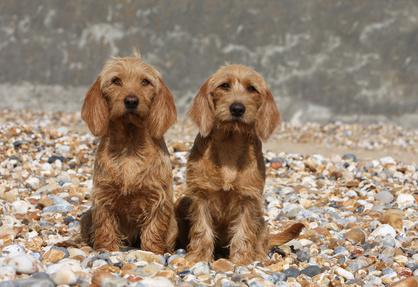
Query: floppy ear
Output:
[[188, 79, 215, 137], [255, 88, 280, 141], [148, 78, 177, 139], [81, 77, 109, 137]]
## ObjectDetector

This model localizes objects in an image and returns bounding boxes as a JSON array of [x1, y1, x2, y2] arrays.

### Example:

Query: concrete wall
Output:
[[1, 0, 418, 126]]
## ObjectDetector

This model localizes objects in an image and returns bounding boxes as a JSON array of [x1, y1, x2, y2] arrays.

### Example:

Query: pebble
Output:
[[396, 193, 416, 209], [138, 277, 175, 287], [0, 277, 55, 287], [47, 155, 65, 164], [390, 277, 418, 287], [1, 112, 418, 286], [301, 265, 322, 277], [381, 209, 404, 230], [284, 267, 300, 278], [50, 267, 78, 285], [41, 204, 73, 213], [42, 246, 68, 263], [335, 267, 354, 280], [2, 245, 26, 257], [0, 266, 16, 281], [191, 262, 210, 275], [344, 228, 366, 244], [11, 200, 30, 214], [5, 254, 42, 274], [370, 224, 397, 239], [25, 177, 40, 190], [212, 259, 234, 273], [375, 190, 394, 203], [342, 153, 357, 162]]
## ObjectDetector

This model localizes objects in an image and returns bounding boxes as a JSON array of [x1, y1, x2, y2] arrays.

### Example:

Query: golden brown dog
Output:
[[176, 64, 303, 265], [80, 55, 177, 254]]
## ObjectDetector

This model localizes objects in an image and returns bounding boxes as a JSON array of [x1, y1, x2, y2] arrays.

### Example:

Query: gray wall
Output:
[[1, 0, 418, 126]]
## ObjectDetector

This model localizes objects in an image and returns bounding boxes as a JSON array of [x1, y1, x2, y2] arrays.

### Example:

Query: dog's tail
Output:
[[268, 222, 305, 247]]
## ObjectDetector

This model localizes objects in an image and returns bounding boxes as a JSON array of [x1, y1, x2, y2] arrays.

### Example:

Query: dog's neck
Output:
[[209, 127, 260, 167], [103, 120, 151, 154]]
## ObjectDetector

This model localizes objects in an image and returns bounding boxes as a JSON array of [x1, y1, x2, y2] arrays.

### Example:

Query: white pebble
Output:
[[139, 277, 175, 287], [0, 265, 16, 281], [335, 267, 354, 280], [191, 262, 210, 275], [396, 193, 415, 209], [11, 200, 30, 214], [51, 267, 78, 285], [2, 244, 26, 257], [46, 259, 83, 274], [26, 177, 40, 189], [380, 156, 396, 166], [41, 162, 52, 172], [375, 190, 394, 204], [6, 254, 41, 274], [370, 224, 396, 239]]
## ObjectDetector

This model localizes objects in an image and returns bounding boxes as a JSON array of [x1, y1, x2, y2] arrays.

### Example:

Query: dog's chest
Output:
[[108, 155, 148, 193], [220, 166, 238, 191]]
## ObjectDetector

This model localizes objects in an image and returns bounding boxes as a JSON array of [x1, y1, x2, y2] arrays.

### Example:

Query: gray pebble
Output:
[[334, 246, 348, 255], [284, 267, 300, 278], [0, 278, 54, 287], [342, 153, 357, 162], [42, 204, 73, 213], [47, 155, 65, 164], [301, 265, 322, 277], [175, 249, 186, 256], [296, 249, 310, 262], [271, 272, 287, 282], [375, 190, 394, 204]]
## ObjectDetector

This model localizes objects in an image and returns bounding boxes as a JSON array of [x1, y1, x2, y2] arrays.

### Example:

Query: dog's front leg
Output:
[[229, 200, 265, 265], [92, 206, 121, 251], [140, 200, 177, 254], [186, 199, 215, 263]]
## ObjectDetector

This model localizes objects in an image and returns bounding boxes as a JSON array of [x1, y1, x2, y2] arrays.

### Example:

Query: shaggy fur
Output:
[[176, 64, 303, 265], [80, 56, 177, 254]]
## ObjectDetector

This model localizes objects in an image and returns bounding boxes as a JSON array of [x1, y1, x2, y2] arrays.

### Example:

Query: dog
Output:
[[175, 64, 303, 265], [80, 55, 177, 254]]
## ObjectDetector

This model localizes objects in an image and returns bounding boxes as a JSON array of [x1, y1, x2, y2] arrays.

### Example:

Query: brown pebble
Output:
[[91, 271, 115, 287], [390, 277, 418, 287], [157, 269, 176, 280], [271, 162, 283, 169], [42, 248, 65, 263], [212, 258, 234, 273], [381, 209, 404, 230], [344, 228, 366, 244]]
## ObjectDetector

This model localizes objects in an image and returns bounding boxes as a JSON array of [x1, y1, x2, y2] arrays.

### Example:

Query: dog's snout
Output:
[[229, 103, 246, 117], [124, 95, 139, 110]]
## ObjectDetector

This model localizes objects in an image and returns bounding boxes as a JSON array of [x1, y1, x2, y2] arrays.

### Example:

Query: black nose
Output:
[[124, 96, 139, 110], [229, 103, 246, 117]]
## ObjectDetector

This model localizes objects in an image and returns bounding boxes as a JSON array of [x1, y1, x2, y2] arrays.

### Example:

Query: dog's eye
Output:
[[218, 83, 230, 90], [247, 85, 258, 93], [111, 77, 122, 86], [141, 79, 151, 86]]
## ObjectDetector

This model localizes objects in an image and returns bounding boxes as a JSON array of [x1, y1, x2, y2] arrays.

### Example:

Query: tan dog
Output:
[[176, 64, 303, 264], [80, 55, 177, 254]]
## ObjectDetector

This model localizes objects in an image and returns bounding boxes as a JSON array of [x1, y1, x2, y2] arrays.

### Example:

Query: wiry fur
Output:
[[176, 64, 303, 265], [80, 56, 177, 253]]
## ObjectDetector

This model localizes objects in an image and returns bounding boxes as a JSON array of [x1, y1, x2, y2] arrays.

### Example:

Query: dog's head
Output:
[[81, 56, 176, 138], [189, 64, 280, 141]]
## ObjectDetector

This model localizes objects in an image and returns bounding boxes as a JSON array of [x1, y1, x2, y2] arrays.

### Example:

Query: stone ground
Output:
[[0, 110, 417, 287]]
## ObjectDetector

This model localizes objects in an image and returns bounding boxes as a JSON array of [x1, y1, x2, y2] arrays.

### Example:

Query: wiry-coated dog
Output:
[[80, 55, 177, 254], [176, 64, 303, 264]]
